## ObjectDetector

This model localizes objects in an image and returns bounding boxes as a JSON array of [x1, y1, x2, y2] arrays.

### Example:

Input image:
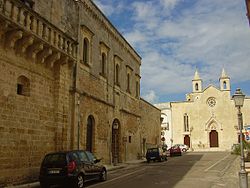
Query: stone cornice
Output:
[[80, 0, 141, 65], [0, 0, 78, 67]]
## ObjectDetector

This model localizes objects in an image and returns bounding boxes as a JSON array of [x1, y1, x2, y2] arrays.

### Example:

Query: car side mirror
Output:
[[94, 159, 100, 163], [94, 157, 103, 163]]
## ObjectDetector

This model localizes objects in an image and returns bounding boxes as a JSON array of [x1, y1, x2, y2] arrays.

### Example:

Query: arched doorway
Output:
[[209, 130, 218, 147], [112, 119, 120, 164], [86, 115, 95, 152], [184, 135, 190, 147]]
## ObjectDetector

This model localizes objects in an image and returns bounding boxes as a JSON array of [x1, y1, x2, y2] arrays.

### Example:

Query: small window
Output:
[[17, 84, 23, 95], [136, 81, 139, 97], [115, 64, 119, 86], [184, 113, 189, 132], [101, 53, 106, 76], [195, 83, 199, 91], [17, 76, 30, 96], [83, 38, 89, 64], [223, 81, 227, 89], [127, 73, 130, 93], [129, 136, 132, 143]]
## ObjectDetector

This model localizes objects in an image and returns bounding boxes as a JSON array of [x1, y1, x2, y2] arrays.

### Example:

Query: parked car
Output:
[[173, 144, 189, 152], [168, 145, 182, 157], [146, 147, 167, 162], [39, 150, 107, 188]]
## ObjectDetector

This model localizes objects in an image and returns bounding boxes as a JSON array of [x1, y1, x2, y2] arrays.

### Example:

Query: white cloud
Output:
[[94, 0, 250, 101], [93, 0, 125, 16], [142, 90, 159, 104]]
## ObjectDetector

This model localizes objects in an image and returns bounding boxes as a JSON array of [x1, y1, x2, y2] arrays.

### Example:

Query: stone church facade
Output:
[[0, 0, 161, 186], [171, 69, 250, 151]]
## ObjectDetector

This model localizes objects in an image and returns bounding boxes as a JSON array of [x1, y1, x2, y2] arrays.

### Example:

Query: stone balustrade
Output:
[[0, 0, 77, 65]]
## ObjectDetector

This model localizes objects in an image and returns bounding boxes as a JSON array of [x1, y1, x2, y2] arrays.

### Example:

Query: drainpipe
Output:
[[77, 98, 80, 150]]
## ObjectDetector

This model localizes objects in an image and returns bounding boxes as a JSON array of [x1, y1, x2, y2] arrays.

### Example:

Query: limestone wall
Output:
[[0, 0, 159, 186], [171, 86, 249, 151], [0, 49, 72, 185], [140, 99, 161, 152]]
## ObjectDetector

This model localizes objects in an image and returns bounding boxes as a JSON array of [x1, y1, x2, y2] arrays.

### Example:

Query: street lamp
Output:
[[233, 88, 247, 188], [245, 0, 250, 25]]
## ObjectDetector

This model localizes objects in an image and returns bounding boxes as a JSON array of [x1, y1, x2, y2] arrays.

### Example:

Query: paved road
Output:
[[23, 152, 246, 188], [86, 152, 240, 188]]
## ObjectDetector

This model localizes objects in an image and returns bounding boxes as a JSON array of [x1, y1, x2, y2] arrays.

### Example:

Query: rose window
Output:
[[207, 97, 216, 107]]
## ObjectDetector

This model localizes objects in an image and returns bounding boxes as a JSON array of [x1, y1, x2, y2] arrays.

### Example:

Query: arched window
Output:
[[127, 73, 130, 93], [83, 38, 89, 64], [223, 81, 227, 89], [115, 64, 119, 86], [86, 115, 95, 152], [101, 53, 106, 76], [136, 81, 139, 97], [195, 83, 199, 91], [184, 113, 189, 132], [17, 75, 30, 96]]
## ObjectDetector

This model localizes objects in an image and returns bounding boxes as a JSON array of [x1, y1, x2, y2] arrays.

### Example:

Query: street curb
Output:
[[5, 182, 40, 188], [4, 163, 132, 188], [4, 160, 146, 188]]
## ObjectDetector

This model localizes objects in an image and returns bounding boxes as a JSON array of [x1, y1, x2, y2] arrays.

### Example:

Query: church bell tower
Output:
[[219, 68, 230, 91], [192, 69, 203, 93]]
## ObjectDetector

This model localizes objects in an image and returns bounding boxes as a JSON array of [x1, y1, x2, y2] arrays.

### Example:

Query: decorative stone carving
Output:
[[45, 52, 61, 68], [5, 30, 23, 48], [16, 35, 34, 54], [26, 42, 43, 60], [36, 47, 52, 64]]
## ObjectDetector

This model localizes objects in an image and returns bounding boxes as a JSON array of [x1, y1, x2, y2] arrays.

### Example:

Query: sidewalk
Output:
[[5, 159, 146, 188]]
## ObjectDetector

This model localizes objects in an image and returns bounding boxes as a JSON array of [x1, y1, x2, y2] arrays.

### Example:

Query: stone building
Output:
[[0, 0, 161, 186], [154, 102, 173, 149], [171, 69, 250, 151]]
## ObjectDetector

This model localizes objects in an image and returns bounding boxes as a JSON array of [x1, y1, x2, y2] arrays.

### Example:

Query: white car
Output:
[[173, 144, 189, 152]]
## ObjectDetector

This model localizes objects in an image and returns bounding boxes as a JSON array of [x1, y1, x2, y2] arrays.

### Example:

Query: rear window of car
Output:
[[43, 153, 67, 166], [147, 148, 158, 152]]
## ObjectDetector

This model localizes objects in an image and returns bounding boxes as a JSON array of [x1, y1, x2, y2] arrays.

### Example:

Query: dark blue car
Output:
[[146, 147, 167, 162], [39, 150, 107, 188]]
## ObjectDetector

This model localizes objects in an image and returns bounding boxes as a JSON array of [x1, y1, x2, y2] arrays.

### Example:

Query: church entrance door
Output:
[[184, 135, 190, 147], [209, 130, 218, 147]]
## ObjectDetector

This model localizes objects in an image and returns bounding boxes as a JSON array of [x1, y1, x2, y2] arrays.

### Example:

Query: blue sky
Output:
[[93, 0, 250, 103]]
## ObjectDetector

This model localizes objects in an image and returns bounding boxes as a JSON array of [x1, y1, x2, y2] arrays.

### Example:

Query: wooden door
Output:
[[210, 130, 218, 147], [184, 135, 190, 147]]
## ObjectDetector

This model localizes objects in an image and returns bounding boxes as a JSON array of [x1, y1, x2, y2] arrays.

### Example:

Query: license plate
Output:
[[150, 157, 156, 159], [48, 169, 60, 174]]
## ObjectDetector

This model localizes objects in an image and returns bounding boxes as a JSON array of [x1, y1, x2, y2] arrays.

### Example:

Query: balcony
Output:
[[0, 0, 78, 67]]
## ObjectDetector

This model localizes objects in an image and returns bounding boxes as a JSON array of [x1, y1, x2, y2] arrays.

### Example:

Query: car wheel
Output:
[[182, 148, 187, 152], [100, 169, 107, 181], [75, 174, 84, 188]]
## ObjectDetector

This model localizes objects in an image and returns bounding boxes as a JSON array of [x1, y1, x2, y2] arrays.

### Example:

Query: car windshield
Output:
[[85, 151, 96, 162], [43, 153, 67, 166]]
